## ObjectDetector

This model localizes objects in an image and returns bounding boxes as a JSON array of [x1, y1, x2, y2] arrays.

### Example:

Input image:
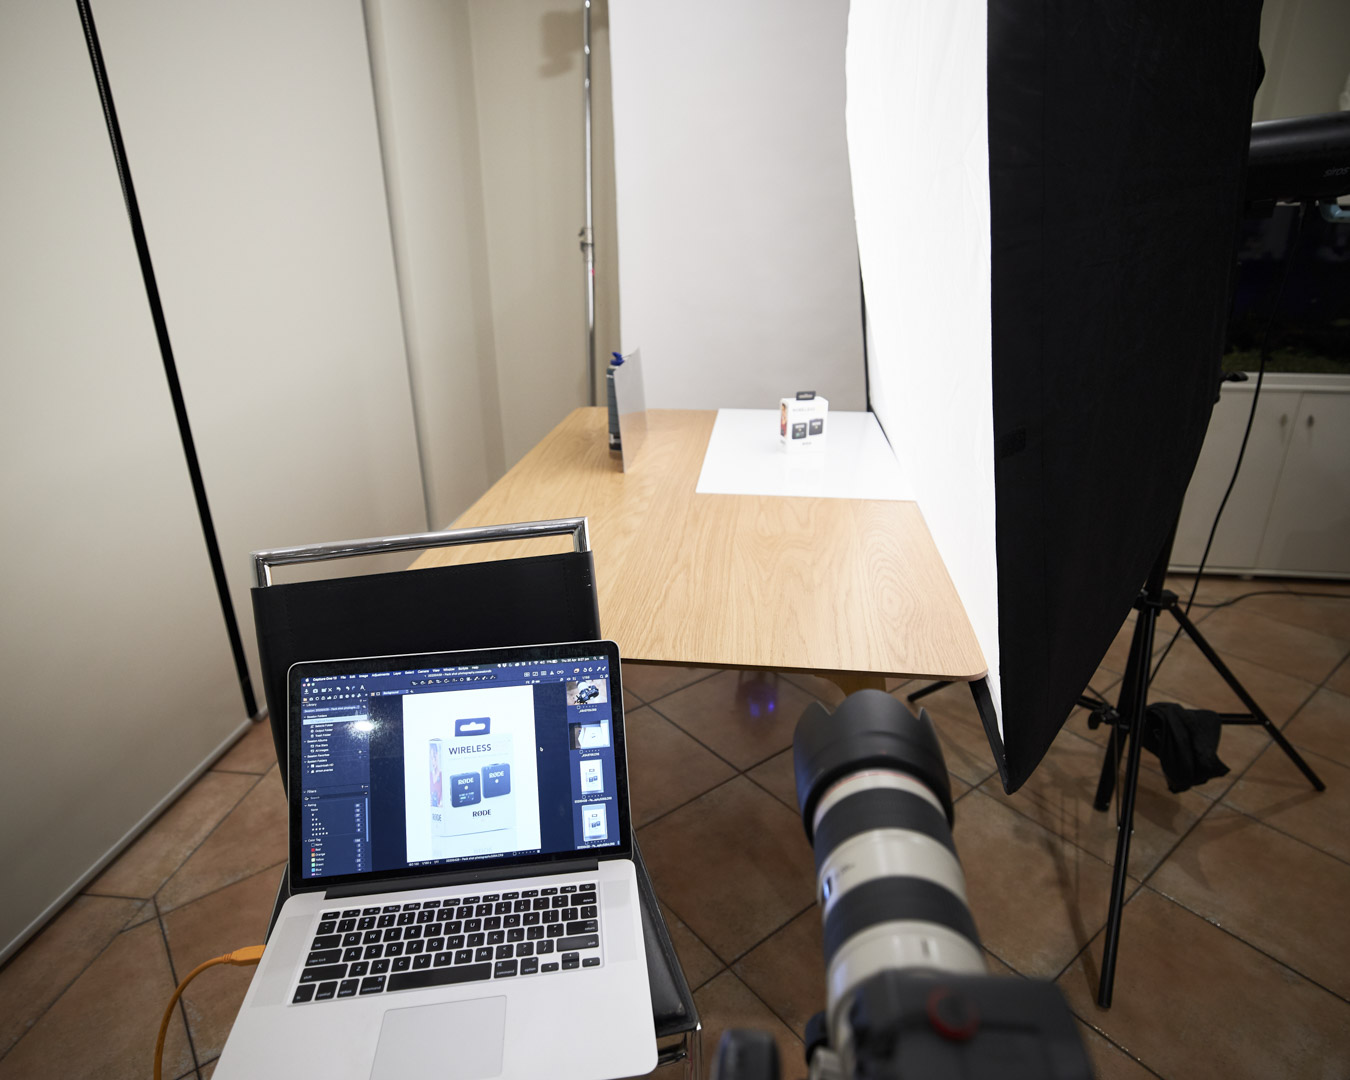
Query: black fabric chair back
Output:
[[251, 551, 600, 791]]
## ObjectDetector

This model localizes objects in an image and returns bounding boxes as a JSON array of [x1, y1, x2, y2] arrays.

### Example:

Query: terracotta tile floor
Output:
[[2, 576, 1348, 1079]]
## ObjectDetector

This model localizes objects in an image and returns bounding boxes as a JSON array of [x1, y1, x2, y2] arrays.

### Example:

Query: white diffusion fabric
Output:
[[845, 0, 1003, 731]]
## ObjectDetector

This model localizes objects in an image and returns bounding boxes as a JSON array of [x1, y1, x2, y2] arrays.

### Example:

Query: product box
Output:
[[430, 732, 515, 837], [779, 391, 828, 451]]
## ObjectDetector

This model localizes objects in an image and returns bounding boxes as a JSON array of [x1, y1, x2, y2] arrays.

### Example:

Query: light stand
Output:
[[1089, 527, 1326, 1008], [579, 0, 597, 406], [1090, 113, 1349, 1008]]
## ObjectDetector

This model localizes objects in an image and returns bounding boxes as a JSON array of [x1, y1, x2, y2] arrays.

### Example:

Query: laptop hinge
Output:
[[323, 858, 600, 900]]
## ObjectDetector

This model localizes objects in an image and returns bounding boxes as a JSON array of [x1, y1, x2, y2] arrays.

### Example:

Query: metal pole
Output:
[[76, 0, 258, 719], [581, 0, 597, 405]]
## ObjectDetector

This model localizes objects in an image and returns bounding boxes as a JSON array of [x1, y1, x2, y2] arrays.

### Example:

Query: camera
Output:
[[714, 690, 1094, 1080]]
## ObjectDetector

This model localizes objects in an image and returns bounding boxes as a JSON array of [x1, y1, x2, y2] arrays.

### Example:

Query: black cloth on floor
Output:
[[1140, 702, 1230, 793]]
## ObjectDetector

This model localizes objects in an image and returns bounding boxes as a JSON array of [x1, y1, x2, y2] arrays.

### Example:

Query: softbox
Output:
[[847, 0, 1265, 791]]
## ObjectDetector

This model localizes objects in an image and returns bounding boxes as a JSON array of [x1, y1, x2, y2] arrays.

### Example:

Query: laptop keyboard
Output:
[[290, 885, 602, 1004]]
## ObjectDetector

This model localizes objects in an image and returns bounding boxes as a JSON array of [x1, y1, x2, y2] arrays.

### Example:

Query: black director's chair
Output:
[[249, 517, 702, 1077]]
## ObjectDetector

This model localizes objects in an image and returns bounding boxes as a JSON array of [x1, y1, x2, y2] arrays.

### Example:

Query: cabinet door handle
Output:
[[1307, 414, 1314, 429], [1280, 413, 1289, 426]]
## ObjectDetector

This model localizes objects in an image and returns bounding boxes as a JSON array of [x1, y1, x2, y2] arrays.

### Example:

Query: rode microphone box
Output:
[[779, 390, 828, 451]]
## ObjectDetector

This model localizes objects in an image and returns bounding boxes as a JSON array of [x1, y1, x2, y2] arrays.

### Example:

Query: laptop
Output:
[[215, 640, 656, 1080]]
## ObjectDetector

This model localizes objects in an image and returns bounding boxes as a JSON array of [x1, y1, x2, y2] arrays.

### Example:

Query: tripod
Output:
[[1090, 523, 1325, 1007]]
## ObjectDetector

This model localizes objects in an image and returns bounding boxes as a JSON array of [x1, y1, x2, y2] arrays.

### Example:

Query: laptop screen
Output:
[[287, 641, 630, 892]]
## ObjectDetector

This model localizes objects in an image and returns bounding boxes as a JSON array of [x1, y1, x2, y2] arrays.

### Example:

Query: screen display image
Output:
[[580, 758, 604, 795], [406, 689, 536, 862], [567, 678, 608, 706], [581, 802, 608, 842], [291, 645, 626, 889], [570, 721, 611, 750]]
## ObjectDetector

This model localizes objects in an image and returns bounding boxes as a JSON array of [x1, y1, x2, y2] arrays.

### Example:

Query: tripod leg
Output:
[[1092, 604, 1156, 812], [906, 680, 951, 703], [1092, 719, 1123, 812], [1169, 605, 1325, 792], [1096, 690, 1147, 1008], [1096, 600, 1158, 1008]]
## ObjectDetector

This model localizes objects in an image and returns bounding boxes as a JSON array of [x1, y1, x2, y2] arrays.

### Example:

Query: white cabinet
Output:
[[1173, 374, 1350, 577], [1257, 391, 1350, 573]]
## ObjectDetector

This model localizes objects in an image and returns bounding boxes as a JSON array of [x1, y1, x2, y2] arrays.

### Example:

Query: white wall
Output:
[[364, 0, 505, 527], [365, 0, 603, 486], [0, 1, 246, 960], [609, 0, 865, 411], [468, 0, 597, 467], [95, 0, 429, 686]]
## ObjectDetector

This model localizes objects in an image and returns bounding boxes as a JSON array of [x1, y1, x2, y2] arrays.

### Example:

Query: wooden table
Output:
[[413, 408, 985, 693]]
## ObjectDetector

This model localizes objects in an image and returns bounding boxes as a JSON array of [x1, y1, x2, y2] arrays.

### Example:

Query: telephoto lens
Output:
[[794, 691, 983, 1061], [791, 690, 1093, 1080]]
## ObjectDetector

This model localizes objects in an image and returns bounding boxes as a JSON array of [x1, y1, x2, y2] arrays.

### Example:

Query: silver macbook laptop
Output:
[[215, 640, 656, 1080]]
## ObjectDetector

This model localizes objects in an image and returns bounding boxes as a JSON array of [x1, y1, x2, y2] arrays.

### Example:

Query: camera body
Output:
[[715, 691, 1093, 1080]]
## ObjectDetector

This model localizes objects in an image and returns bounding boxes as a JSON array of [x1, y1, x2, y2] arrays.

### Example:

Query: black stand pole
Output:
[[76, 0, 258, 719], [1091, 522, 1324, 1007]]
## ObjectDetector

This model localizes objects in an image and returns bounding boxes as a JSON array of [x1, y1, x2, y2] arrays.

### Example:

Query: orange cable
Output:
[[154, 945, 265, 1080]]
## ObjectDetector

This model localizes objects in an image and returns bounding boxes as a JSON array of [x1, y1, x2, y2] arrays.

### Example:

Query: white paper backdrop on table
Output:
[[846, 0, 1001, 726], [696, 410, 913, 500]]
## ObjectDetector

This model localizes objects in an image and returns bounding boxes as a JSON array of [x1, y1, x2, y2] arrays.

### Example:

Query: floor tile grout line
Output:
[[149, 769, 274, 909], [642, 699, 762, 775], [0, 892, 162, 1067], [72, 767, 268, 909], [1134, 880, 1350, 1007], [1190, 597, 1350, 650], [1215, 769, 1350, 870], [723, 902, 818, 971], [743, 771, 797, 815], [157, 894, 204, 1076], [625, 668, 722, 709], [649, 896, 727, 991], [737, 978, 811, 1049], [656, 885, 817, 983], [154, 858, 290, 923], [1069, 1008, 1169, 1079], [78, 888, 160, 902], [635, 774, 741, 833]]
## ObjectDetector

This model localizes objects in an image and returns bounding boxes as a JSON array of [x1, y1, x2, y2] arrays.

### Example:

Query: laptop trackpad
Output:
[[370, 996, 507, 1080]]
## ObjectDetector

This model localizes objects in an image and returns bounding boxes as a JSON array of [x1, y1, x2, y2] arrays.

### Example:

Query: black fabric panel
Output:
[[251, 551, 600, 789], [987, 0, 1264, 791], [813, 788, 955, 877], [823, 876, 980, 965]]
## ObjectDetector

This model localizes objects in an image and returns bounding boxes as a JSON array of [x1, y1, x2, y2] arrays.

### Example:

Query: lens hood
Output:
[[794, 690, 953, 838]]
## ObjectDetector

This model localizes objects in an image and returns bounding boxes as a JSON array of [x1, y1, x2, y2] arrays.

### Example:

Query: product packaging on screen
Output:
[[579, 758, 604, 794], [582, 803, 608, 841], [779, 391, 828, 451], [429, 720, 515, 838]]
